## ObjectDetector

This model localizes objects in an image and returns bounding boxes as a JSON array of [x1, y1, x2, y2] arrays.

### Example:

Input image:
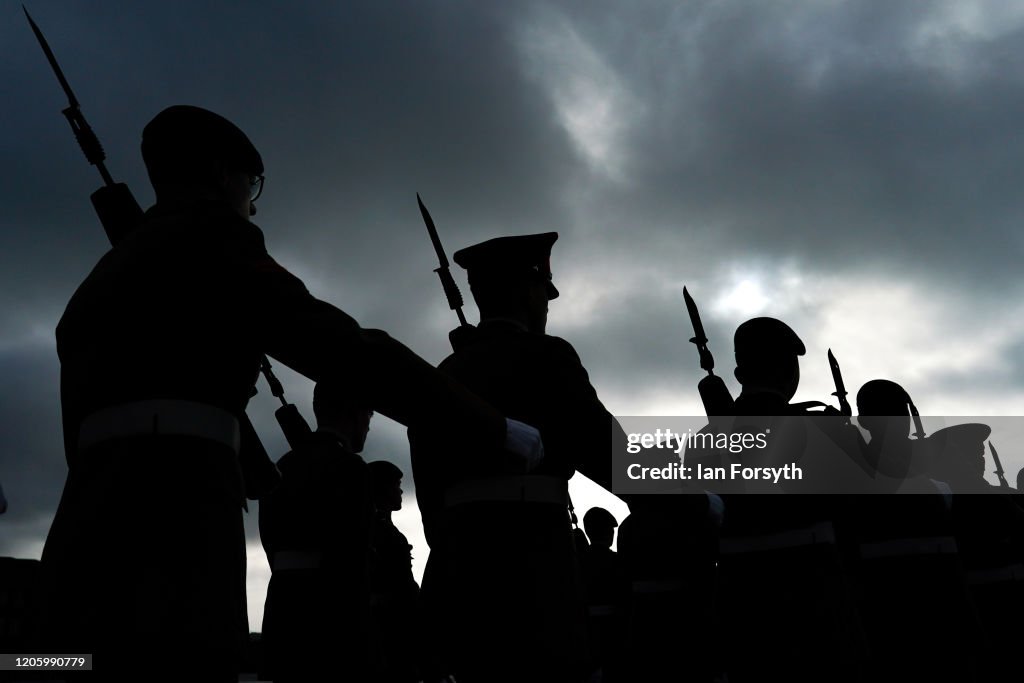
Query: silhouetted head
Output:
[[928, 423, 991, 485], [583, 507, 618, 551], [1017, 467, 1024, 493], [312, 382, 373, 453], [368, 460, 404, 513], [142, 105, 264, 220], [856, 379, 912, 439], [454, 232, 559, 334], [733, 317, 805, 400]]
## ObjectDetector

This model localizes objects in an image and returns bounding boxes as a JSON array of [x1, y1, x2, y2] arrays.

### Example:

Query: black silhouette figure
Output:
[[40, 105, 541, 680], [409, 232, 625, 683], [713, 317, 868, 683], [0, 481, 6, 515], [366, 460, 421, 683], [259, 382, 374, 682], [854, 379, 921, 484], [847, 379, 982, 683], [927, 423, 1024, 682], [578, 508, 628, 682]]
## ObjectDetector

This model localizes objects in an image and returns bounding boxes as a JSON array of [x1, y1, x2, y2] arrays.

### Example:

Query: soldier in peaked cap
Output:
[[410, 231, 628, 683], [41, 105, 543, 680]]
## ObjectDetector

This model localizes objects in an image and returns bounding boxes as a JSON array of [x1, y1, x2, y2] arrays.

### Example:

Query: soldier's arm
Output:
[[229, 221, 507, 446], [544, 336, 625, 493]]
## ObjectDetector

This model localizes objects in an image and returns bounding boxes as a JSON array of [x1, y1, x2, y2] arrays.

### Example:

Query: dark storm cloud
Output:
[[544, 0, 1024, 284]]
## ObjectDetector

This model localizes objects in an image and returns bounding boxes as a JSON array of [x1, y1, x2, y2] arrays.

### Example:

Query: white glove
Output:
[[504, 418, 546, 472]]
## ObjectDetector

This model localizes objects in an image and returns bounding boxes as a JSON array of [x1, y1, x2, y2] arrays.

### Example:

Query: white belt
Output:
[[443, 476, 568, 508], [273, 550, 323, 571], [78, 400, 241, 454], [859, 536, 957, 560], [632, 579, 684, 594], [967, 564, 1024, 585], [720, 522, 836, 555]]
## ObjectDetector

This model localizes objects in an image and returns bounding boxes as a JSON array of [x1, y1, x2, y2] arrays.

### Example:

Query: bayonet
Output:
[[25, 6, 113, 186], [682, 287, 734, 415], [827, 348, 852, 417], [908, 401, 926, 440], [24, 6, 142, 243], [989, 440, 1010, 489], [417, 193, 471, 349], [683, 286, 715, 376]]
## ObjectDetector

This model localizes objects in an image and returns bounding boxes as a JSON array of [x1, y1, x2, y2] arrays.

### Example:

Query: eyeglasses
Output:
[[249, 174, 265, 202]]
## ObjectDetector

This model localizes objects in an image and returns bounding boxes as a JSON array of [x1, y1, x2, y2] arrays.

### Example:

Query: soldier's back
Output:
[[411, 320, 596, 683], [260, 433, 372, 682]]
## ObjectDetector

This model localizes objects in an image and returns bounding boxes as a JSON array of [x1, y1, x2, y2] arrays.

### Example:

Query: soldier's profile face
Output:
[[526, 280, 549, 333], [384, 481, 403, 511], [221, 169, 253, 221]]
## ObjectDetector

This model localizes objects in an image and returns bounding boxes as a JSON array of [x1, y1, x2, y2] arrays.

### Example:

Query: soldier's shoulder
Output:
[[537, 333, 581, 357]]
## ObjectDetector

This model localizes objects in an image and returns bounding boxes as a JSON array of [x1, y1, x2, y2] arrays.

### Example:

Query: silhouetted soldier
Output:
[[617, 465, 723, 682], [928, 424, 1024, 681], [366, 460, 421, 683], [41, 105, 542, 680], [579, 507, 628, 682], [259, 382, 373, 682], [410, 232, 623, 683], [854, 379, 919, 483], [712, 317, 867, 683], [848, 379, 981, 682], [0, 481, 6, 514]]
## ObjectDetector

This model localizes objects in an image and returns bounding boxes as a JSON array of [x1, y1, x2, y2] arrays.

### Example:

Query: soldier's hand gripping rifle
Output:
[[26, 8, 302, 491], [683, 287, 734, 415], [417, 193, 474, 351]]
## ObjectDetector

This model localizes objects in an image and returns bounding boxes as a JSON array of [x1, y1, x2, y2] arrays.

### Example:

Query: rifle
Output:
[[682, 287, 734, 415], [417, 193, 474, 351], [260, 357, 313, 450], [26, 8, 304, 489], [24, 6, 143, 243]]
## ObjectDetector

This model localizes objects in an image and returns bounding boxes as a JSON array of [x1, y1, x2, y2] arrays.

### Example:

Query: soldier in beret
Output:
[[42, 105, 542, 680], [410, 232, 625, 683], [714, 317, 868, 683]]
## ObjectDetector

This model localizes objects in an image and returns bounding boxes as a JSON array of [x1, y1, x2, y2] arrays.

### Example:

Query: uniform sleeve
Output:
[[227, 221, 506, 444], [543, 337, 626, 493]]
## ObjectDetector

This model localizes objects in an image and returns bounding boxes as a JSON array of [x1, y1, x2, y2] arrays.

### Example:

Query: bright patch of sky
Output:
[[517, 8, 642, 181]]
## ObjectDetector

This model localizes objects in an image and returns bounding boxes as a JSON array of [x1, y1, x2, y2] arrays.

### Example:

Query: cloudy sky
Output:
[[5, 0, 1024, 629]]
